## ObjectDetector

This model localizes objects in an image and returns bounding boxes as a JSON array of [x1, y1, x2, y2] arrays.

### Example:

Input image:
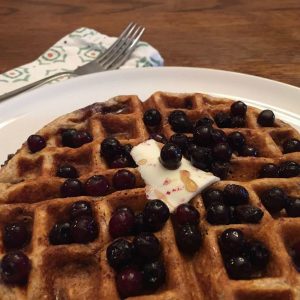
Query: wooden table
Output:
[[1, 0, 299, 87]]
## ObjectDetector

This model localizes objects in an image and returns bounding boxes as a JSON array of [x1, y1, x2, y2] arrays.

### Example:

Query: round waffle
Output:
[[0, 92, 299, 299]]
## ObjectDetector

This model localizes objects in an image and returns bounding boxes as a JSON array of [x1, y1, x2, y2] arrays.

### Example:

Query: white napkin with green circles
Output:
[[0, 27, 164, 95]]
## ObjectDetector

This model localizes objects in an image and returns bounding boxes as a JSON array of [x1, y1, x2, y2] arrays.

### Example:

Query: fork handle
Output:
[[0, 71, 74, 102]]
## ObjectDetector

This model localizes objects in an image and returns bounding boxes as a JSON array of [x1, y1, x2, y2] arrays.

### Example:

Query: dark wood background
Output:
[[1, 0, 299, 87]]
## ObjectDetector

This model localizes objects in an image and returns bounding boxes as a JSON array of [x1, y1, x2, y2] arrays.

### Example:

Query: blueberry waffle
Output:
[[0, 92, 299, 300]]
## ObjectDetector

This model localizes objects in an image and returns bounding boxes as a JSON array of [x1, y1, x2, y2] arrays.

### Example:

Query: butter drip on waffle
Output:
[[0, 92, 299, 299]]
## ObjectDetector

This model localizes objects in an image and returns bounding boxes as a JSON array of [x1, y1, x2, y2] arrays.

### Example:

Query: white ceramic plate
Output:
[[0, 67, 299, 164]]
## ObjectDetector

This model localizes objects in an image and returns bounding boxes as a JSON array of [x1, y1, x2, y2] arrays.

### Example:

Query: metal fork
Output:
[[0, 23, 145, 101]]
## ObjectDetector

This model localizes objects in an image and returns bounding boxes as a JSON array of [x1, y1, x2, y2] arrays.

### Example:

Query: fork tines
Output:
[[98, 23, 145, 70]]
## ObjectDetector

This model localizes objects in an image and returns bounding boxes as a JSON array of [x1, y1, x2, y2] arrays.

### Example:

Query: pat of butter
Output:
[[131, 139, 220, 212]]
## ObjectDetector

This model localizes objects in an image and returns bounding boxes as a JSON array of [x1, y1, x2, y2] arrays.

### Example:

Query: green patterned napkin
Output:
[[0, 27, 164, 94]]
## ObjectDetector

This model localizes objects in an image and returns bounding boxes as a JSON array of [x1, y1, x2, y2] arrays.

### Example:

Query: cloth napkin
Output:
[[0, 27, 164, 95]]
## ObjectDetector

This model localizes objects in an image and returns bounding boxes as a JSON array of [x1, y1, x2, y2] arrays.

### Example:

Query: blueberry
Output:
[[61, 129, 78, 148], [285, 197, 300, 217], [168, 110, 186, 119], [227, 132, 246, 151], [109, 207, 135, 238], [235, 205, 264, 223], [175, 224, 202, 254], [231, 101, 247, 117], [27, 135, 46, 153], [3, 222, 30, 250], [133, 212, 145, 234], [61, 129, 92, 148], [85, 175, 110, 196], [109, 154, 133, 168], [112, 169, 136, 190], [123, 143, 133, 153], [143, 260, 166, 292], [116, 266, 143, 298], [211, 129, 227, 144], [202, 189, 224, 208], [174, 204, 200, 225], [248, 241, 270, 270], [225, 256, 252, 279], [231, 116, 245, 128], [259, 163, 279, 178], [214, 112, 232, 128], [70, 200, 93, 219], [143, 200, 170, 232], [257, 110, 275, 127], [206, 203, 230, 225], [168, 110, 192, 133], [170, 133, 189, 153], [212, 142, 232, 162], [190, 146, 213, 171], [49, 222, 72, 245], [228, 206, 239, 224], [193, 126, 213, 146], [106, 239, 134, 270], [261, 187, 287, 213], [185, 143, 198, 160], [278, 161, 300, 178], [239, 145, 259, 157], [1, 251, 31, 284], [211, 161, 230, 179], [283, 138, 300, 154], [60, 178, 84, 197], [56, 164, 78, 178], [219, 228, 245, 255], [143, 109, 162, 127], [160, 143, 182, 170], [100, 137, 122, 160], [223, 184, 249, 206], [76, 131, 93, 146], [133, 232, 161, 261], [194, 117, 214, 128], [70, 216, 98, 243]]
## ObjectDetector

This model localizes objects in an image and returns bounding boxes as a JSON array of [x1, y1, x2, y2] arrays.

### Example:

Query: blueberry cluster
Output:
[[107, 201, 169, 298], [203, 184, 264, 225], [219, 228, 270, 279], [61, 128, 93, 148], [261, 187, 300, 217], [214, 101, 247, 128], [0, 220, 32, 284], [158, 129, 259, 177], [100, 137, 136, 168], [142, 102, 265, 178], [282, 138, 300, 154], [60, 169, 136, 198], [173, 204, 202, 254], [259, 161, 300, 178], [109, 200, 170, 239], [49, 200, 98, 245]]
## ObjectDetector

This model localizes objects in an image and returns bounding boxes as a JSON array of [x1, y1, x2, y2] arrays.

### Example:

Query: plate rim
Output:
[[0, 66, 299, 163]]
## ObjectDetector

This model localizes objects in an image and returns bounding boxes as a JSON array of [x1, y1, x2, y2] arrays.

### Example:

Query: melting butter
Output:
[[131, 139, 220, 212]]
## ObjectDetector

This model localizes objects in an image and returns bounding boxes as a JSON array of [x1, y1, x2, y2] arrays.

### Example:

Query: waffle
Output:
[[0, 91, 299, 300]]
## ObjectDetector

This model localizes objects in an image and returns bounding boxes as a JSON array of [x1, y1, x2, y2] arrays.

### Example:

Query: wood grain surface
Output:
[[0, 0, 299, 87]]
